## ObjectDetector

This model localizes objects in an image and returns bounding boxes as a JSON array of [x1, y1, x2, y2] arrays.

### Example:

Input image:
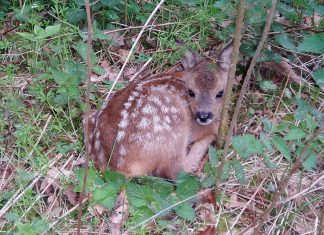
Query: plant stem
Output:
[[76, 0, 92, 234], [215, 0, 245, 203]]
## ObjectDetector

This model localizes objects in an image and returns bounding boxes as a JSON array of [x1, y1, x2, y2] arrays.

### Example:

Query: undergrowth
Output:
[[0, 0, 323, 234]]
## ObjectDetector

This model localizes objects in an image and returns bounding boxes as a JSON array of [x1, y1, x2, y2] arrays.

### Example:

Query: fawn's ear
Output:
[[219, 42, 233, 71], [180, 49, 203, 69]]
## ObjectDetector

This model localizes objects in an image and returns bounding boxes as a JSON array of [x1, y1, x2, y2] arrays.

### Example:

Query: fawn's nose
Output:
[[196, 112, 213, 124]]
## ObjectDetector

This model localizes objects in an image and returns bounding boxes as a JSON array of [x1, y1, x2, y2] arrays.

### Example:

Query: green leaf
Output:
[[64, 60, 87, 81], [293, 98, 322, 121], [31, 218, 49, 234], [260, 133, 273, 151], [44, 24, 61, 37], [272, 136, 292, 162], [4, 213, 19, 221], [260, 80, 277, 92], [313, 68, 324, 87], [263, 156, 277, 168], [104, 170, 126, 189], [284, 128, 306, 140], [208, 145, 219, 166], [34, 25, 44, 35], [93, 65, 105, 75], [232, 159, 246, 184], [305, 116, 318, 132], [232, 134, 263, 159], [277, 2, 298, 21], [50, 68, 68, 84], [273, 122, 290, 132], [298, 34, 324, 54], [92, 21, 108, 40], [17, 223, 37, 235], [16, 32, 34, 40], [302, 153, 317, 171], [275, 34, 296, 50], [176, 172, 199, 199], [174, 202, 195, 221], [221, 161, 231, 182], [73, 42, 97, 64], [74, 167, 103, 192], [93, 184, 118, 209]]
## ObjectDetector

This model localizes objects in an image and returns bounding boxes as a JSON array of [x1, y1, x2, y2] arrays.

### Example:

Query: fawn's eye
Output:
[[188, 89, 195, 97], [216, 90, 224, 99]]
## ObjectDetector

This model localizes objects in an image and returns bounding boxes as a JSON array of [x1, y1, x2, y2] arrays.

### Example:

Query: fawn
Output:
[[84, 44, 233, 179]]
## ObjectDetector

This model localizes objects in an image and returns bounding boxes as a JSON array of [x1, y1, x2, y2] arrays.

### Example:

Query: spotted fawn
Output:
[[84, 44, 233, 179]]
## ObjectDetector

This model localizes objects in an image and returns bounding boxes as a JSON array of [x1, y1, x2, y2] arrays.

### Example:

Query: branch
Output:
[[215, 0, 245, 202], [77, 0, 93, 234], [239, 125, 323, 234], [215, 0, 277, 205], [223, 0, 278, 157], [216, 0, 245, 149]]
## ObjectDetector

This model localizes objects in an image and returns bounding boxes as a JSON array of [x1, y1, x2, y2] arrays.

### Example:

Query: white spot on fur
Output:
[[95, 140, 101, 150], [153, 115, 160, 123], [163, 122, 171, 130], [142, 104, 156, 114], [118, 119, 128, 128], [161, 105, 169, 113], [128, 96, 134, 102], [136, 84, 143, 91], [117, 157, 125, 168], [116, 131, 125, 142], [150, 84, 168, 92], [165, 116, 171, 123], [119, 109, 129, 129], [132, 91, 140, 97], [164, 96, 171, 103], [121, 110, 128, 118], [138, 118, 150, 129], [135, 98, 143, 111], [170, 106, 178, 113], [119, 145, 126, 156], [170, 86, 176, 92], [154, 124, 163, 132], [91, 116, 96, 124], [149, 96, 162, 105], [96, 131, 100, 139], [99, 151, 105, 162], [124, 102, 131, 109]]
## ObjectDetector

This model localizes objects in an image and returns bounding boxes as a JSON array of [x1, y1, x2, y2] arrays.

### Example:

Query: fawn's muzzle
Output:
[[196, 112, 213, 125]]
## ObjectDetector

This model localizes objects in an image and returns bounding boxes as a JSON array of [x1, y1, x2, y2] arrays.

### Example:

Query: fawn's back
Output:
[[85, 44, 233, 179]]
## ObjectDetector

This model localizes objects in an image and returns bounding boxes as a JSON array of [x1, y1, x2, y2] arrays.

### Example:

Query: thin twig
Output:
[[273, 74, 290, 116], [216, 0, 245, 148], [223, 0, 278, 157], [104, 0, 166, 101], [129, 57, 152, 82], [76, 0, 93, 234], [28, 114, 52, 158], [216, 0, 277, 206]]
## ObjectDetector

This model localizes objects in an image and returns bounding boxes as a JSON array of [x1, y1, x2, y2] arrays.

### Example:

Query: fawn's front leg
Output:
[[183, 135, 215, 173]]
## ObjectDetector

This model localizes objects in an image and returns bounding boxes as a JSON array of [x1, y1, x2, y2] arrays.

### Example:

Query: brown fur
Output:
[[84, 45, 233, 179]]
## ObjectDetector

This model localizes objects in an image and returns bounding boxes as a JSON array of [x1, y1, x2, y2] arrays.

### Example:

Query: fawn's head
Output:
[[180, 44, 233, 126]]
